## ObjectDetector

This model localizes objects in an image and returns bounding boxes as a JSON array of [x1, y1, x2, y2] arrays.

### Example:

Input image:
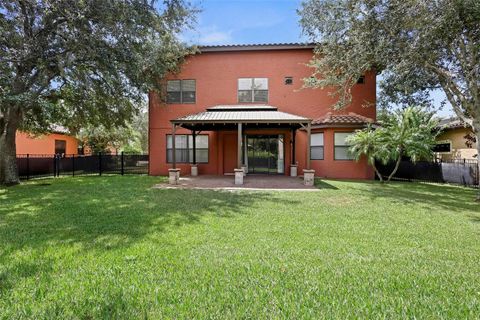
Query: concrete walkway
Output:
[[153, 175, 320, 191]]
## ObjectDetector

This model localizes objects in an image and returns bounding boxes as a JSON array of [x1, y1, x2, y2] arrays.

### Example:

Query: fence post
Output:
[[72, 154, 75, 177], [57, 155, 60, 177], [26, 154, 30, 180], [99, 152, 102, 176], [53, 155, 57, 178], [121, 151, 124, 176], [473, 161, 480, 189]]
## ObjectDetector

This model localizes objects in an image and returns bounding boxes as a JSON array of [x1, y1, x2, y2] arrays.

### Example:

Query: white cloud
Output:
[[182, 25, 234, 45], [199, 30, 233, 44]]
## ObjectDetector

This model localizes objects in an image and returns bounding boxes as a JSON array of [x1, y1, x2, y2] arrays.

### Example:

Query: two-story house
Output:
[[149, 43, 376, 182]]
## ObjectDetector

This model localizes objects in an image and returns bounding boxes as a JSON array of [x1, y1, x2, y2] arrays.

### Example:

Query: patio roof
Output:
[[171, 105, 311, 130], [169, 105, 314, 171]]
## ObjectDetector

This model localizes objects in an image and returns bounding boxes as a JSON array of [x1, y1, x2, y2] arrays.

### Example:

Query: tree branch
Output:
[[426, 62, 475, 127]]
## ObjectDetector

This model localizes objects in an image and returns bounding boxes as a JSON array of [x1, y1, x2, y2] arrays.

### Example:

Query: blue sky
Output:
[[182, 0, 306, 45], [182, 0, 453, 117]]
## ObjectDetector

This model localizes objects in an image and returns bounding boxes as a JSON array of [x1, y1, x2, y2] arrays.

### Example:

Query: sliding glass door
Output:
[[246, 135, 284, 174]]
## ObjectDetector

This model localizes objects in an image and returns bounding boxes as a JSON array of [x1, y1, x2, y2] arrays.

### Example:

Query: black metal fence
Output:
[[376, 159, 479, 187], [16, 153, 149, 180]]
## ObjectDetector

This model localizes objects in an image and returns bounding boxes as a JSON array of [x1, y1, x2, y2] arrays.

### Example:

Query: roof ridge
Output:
[[199, 43, 316, 52]]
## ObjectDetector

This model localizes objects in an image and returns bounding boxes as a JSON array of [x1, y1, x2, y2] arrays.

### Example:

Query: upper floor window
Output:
[[334, 132, 354, 160], [238, 78, 268, 103], [310, 133, 324, 160], [167, 79, 196, 104]]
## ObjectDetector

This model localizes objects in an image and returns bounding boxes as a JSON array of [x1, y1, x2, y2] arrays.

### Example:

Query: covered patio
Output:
[[168, 105, 315, 185], [155, 175, 320, 191]]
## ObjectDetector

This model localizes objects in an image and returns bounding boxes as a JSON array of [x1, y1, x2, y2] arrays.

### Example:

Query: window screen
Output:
[[238, 78, 268, 103], [310, 133, 324, 160], [166, 80, 196, 103], [167, 134, 208, 163], [334, 132, 354, 160], [181, 80, 196, 103]]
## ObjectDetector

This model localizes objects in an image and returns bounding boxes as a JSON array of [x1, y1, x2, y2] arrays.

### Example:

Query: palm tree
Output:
[[348, 107, 438, 183], [382, 107, 438, 181], [347, 125, 387, 182]]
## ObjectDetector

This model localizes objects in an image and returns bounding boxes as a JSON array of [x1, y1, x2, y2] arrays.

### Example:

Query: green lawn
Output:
[[0, 176, 479, 319]]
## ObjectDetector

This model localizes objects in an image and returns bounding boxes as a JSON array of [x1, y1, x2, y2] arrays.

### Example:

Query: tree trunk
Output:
[[0, 107, 20, 186], [387, 155, 402, 182], [474, 122, 480, 202], [371, 160, 383, 183]]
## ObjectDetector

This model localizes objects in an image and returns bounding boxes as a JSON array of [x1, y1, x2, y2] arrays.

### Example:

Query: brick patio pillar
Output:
[[290, 164, 298, 177], [191, 165, 198, 176], [241, 165, 247, 176], [169, 168, 180, 184], [303, 169, 315, 186], [234, 168, 244, 185]]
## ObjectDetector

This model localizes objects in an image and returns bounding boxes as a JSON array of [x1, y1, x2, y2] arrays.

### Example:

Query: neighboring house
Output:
[[16, 126, 79, 156], [435, 118, 478, 160], [149, 43, 376, 179]]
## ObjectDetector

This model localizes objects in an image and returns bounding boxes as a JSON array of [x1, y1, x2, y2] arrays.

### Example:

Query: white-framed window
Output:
[[433, 140, 452, 153], [310, 133, 324, 160], [238, 78, 268, 103], [166, 79, 196, 103], [166, 134, 208, 163], [334, 132, 354, 160]]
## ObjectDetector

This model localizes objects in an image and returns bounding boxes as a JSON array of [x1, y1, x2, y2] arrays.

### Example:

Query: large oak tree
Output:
[[299, 0, 480, 199], [0, 0, 195, 185]]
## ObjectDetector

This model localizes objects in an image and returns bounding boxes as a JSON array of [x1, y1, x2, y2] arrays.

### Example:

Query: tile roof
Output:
[[438, 117, 469, 129], [312, 112, 374, 126], [199, 43, 315, 52], [173, 105, 310, 123]]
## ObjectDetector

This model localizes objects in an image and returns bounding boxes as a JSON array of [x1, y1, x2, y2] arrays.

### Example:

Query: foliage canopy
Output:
[[0, 0, 196, 184], [347, 107, 438, 182]]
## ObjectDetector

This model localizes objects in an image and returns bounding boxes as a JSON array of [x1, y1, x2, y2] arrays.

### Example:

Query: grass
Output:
[[0, 176, 479, 319]]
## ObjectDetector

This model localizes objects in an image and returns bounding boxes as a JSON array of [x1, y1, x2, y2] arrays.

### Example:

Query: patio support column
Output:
[[172, 123, 177, 169], [237, 123, 242, 168], [290, 128, 297, 177], [169, 123, 180, 184], [191, 129, 198, 176], [306, 122, 311, 170], [235, 122, 243, 185], [291, 128, 296, 164], [192, 130, 196, 165], [303, 121, 315, 186]]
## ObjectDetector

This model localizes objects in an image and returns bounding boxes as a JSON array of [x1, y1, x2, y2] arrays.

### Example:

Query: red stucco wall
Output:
[[16, 132, 79, 155], [149, 48, 376, 179]]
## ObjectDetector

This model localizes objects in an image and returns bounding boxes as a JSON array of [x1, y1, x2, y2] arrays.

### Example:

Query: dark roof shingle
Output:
[[438, 117, 469, 130], [312, 112, 374, 126]]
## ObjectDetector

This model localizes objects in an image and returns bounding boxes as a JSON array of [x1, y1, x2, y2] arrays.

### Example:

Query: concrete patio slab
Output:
[[153, 175, 321, 191]]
